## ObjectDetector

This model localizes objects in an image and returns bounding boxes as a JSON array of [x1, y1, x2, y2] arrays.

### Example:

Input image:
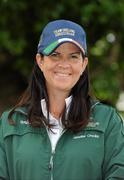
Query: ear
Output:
[[36, 53, 44, 70], [81, 57, 88, 75]]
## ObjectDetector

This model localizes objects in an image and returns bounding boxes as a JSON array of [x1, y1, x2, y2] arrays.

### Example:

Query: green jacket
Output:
[[0, 102, 124, 180]]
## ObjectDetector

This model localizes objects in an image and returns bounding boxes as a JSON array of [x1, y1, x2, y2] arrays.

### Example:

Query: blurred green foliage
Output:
[[0, 0, 124, 105]]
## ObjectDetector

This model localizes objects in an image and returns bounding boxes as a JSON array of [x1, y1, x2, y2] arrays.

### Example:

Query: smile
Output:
[[55, 72, 71, 77]]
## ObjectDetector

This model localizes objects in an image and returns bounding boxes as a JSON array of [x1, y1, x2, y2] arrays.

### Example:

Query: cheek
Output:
[[41, 61, 55, 71], [41, 65, 53, 80], [40, 63, 49, 74], [74, 64, 83, 75]]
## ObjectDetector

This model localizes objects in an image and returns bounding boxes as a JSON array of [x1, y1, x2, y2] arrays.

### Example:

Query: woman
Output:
[[0, 19, 124, 180]]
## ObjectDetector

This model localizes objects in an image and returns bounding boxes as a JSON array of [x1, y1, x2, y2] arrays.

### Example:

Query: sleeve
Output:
[[103, 109, 124, 179], [0, 115, 9, 180]]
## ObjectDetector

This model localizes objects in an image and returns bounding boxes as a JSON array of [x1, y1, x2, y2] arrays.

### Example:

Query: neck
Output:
[[48, 90, 70, 119]]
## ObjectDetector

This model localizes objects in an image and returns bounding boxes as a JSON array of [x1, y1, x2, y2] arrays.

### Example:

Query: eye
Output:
[[70, 53, 81, 60], [50, 52, 59, 58], [71, 54, 79, 59]]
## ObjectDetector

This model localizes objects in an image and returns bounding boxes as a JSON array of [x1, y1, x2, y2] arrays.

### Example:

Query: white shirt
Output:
[[41, 96, 72, 151]]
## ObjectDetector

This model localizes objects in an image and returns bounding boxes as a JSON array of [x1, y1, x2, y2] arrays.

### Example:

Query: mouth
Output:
[[54, 72, 71, 77]]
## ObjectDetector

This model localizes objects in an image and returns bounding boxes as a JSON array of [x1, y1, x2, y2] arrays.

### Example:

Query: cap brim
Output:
[[42, 38, 85, 55]]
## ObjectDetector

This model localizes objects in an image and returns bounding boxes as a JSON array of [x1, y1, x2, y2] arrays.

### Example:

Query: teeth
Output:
[[55, 73, 70, 77]]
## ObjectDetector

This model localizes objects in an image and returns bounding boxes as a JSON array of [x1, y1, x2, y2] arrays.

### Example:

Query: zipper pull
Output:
[[48, 150, 55, 170], [49, 156, 53, 170]]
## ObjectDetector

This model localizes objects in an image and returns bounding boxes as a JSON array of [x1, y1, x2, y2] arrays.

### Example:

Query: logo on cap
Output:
[[54, 28, 75, 37]]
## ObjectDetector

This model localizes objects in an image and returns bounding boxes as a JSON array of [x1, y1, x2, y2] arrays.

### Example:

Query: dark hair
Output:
[[8, 58, 91, 132]]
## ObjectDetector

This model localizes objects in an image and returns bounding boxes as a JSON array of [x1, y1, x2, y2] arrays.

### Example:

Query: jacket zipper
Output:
[[46, 128, 66, 180], [48, 150, 54, 171]]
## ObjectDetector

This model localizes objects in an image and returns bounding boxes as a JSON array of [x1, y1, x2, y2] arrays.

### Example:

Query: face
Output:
[[36, 42, 88, 95]]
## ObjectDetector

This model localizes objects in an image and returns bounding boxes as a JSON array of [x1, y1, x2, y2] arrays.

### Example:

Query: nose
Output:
[[57, 57, 71, 68]]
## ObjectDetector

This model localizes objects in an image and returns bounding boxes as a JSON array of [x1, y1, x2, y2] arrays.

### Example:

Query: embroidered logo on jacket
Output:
[[20, 120, 30, 125], [86, 121, 99, 128], [73, 134, 99, 139]]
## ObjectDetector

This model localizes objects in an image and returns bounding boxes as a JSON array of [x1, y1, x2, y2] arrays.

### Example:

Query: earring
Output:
[[80, 71, 83, 76]]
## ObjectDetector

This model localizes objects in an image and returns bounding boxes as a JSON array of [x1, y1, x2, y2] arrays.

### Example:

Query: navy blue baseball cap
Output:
[[37, 19, 87, 56]]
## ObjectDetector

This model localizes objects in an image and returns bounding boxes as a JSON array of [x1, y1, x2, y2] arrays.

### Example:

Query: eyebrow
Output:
[[70, 51, 81, 55], [52, 51, 85, 58]]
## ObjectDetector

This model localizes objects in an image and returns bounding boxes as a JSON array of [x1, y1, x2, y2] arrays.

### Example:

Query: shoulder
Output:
[[0, 106, 28, 124], [91, 101, 122, 120], [89, 101, 124, 132], [0, 107, 29, 138], [91, 101, 115, 116]]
